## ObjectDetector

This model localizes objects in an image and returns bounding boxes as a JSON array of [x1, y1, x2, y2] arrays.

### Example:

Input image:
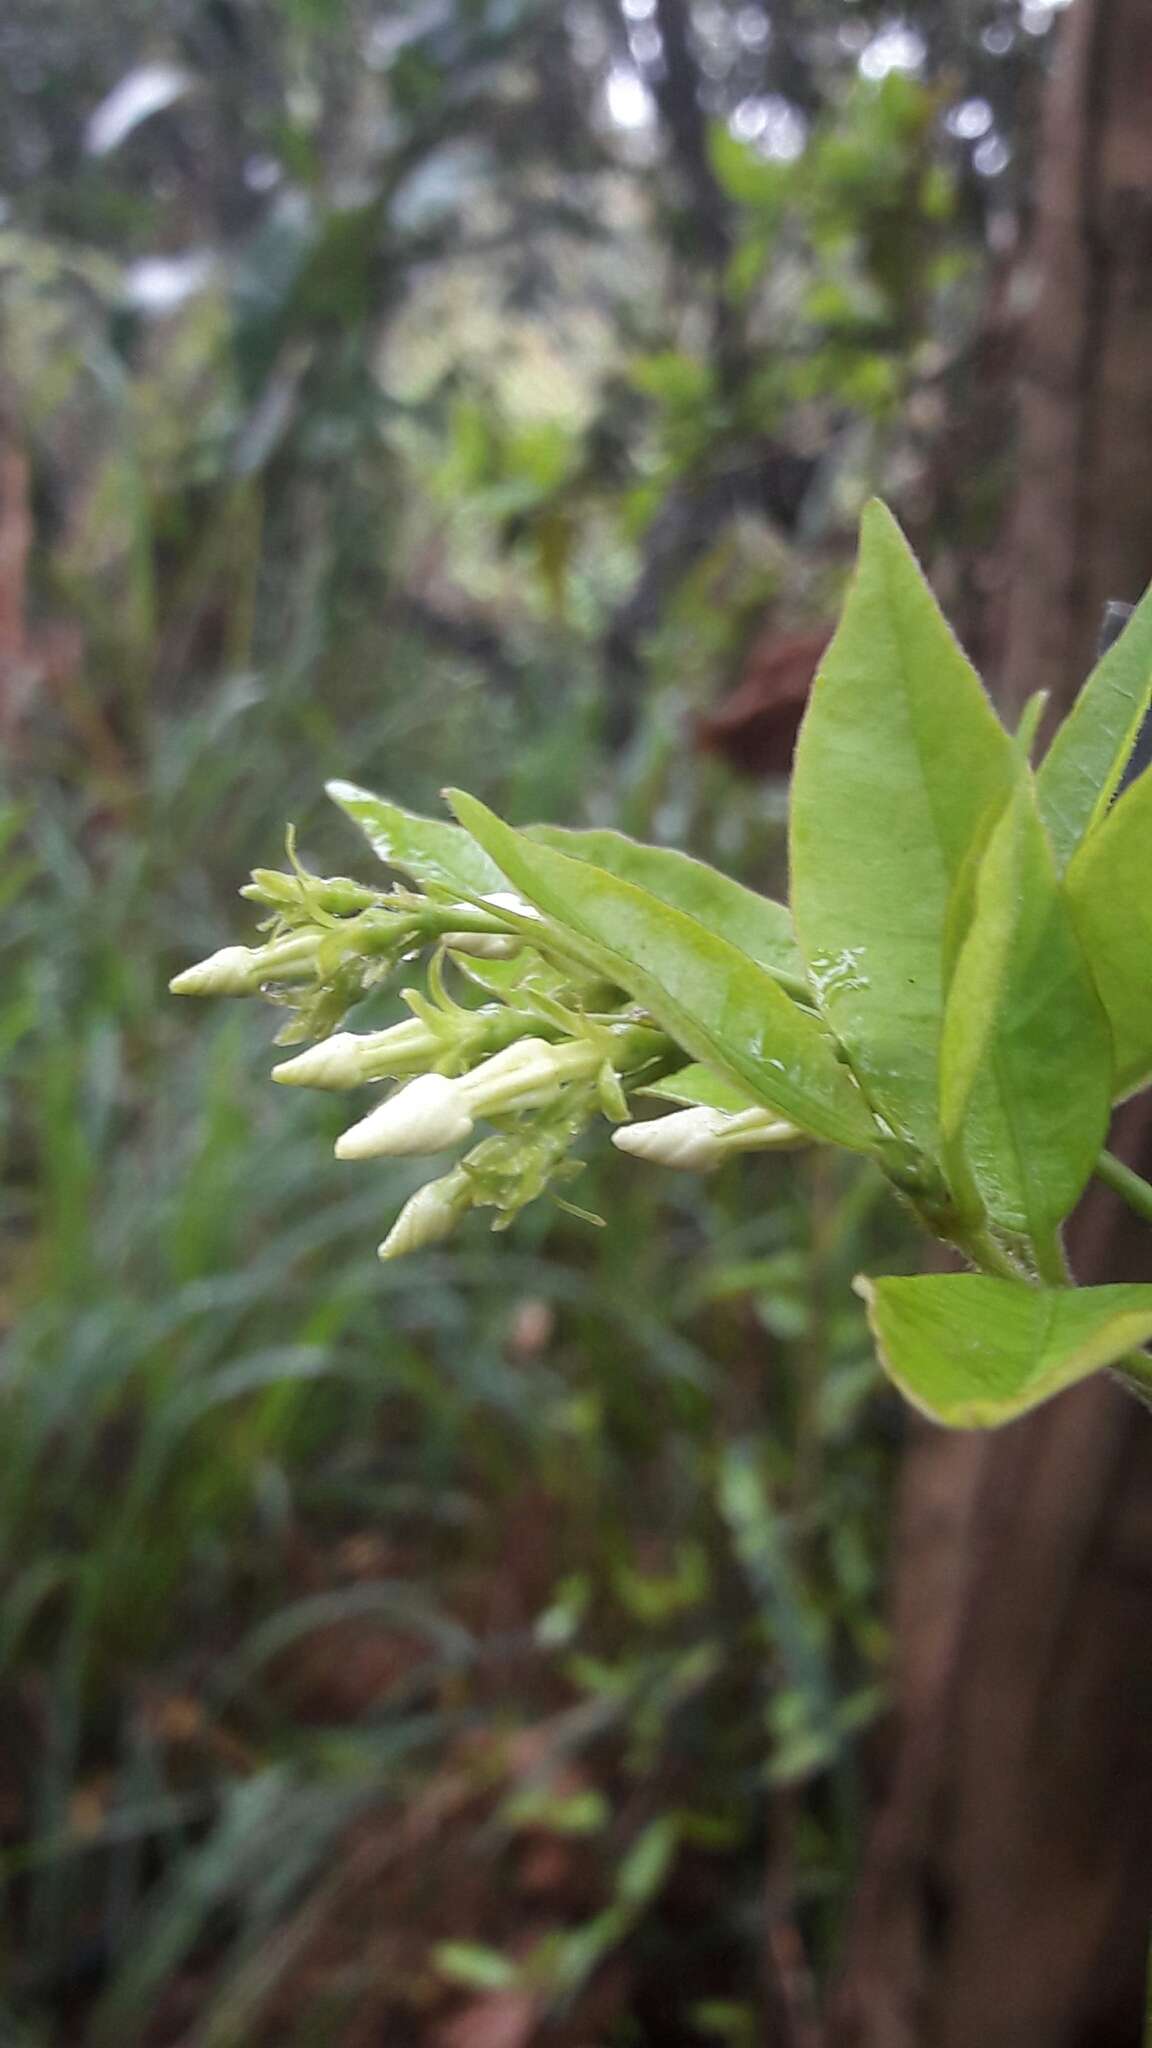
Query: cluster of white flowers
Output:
[[172, 862, 805, 1259]]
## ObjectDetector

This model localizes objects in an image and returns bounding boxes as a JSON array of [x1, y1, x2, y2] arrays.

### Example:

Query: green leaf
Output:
[[789, 501, 1015, 1158], [615, 1817, 679, 1906], [860, 1272, 1152, 1427], [641, 1064, 762, 1113], [1066, 765, 1152, 1096], [1037, 579, 1152, 867], [447, 793, 881, 1152], [708, 123, 789, 211], [939, 770, 1112, 1271], [326, 780, 505, 896], [528, 825, 808, 999], [434, 1942, 520, 1992]]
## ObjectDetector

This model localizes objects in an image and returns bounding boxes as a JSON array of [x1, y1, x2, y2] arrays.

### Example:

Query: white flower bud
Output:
[[272, 1019, 436, 1089], [273, 1031, 372, 1088], [443, 931, 521, 959], [727, 1110, 802, 1150], [612, 1106, 733, 1172], [459, 1037, 584, 1117], [335, 1073, 474, 1159], [442, 892, 541, 958], [612, 1105, 803, 1172], [378, 1174, 470, 1260], [169, 945, 261, 997]]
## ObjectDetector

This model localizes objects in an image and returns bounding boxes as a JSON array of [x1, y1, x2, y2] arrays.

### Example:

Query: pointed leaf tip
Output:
[[790, 500, 1014, 1156]]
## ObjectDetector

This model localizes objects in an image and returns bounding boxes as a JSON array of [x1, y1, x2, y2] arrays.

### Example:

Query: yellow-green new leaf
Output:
[[861, 1273, 1152, 1427], [790, 501, 1015, 1157], [328, 780, 506, 896], [1066, 765, 1152, 1098], [1037, 578, 1152, 868], [939, 770, 1112, 1270], [642, 1064, 761, 1112], [448, 793, 881, 1152], [528, 824, 809, 1000]]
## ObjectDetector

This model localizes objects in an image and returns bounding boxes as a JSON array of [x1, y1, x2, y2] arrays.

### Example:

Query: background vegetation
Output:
[[3, 2, 1129, 2043]]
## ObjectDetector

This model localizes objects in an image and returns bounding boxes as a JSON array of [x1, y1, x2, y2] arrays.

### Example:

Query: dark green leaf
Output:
[[861, 1272, 1152, 1426], [790, 501, 1015, 1157], [1037, 579, 1152, 868], [448, 793, 880, 1152]]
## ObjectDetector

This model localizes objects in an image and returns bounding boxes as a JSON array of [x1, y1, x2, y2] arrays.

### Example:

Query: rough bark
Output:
[[1001, 0, 1152, 725], [828, 5, 1152, 2044]]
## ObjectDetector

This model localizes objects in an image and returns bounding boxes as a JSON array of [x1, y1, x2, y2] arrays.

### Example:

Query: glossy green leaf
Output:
[[790, 501, 1015, 1156], [1066, 765, 1152, 1096], [641, 1064, 761, 1113], [528, 824, 808, 999], [448, 793, 881, 1152], [1037, 578, 1152, 868], [860, 1272, 1152, 1427], [939, 770, 1112, 1271], [327, 780, 505, 896]]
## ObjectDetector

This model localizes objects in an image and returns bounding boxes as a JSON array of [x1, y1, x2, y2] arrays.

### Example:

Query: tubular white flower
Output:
[[378, 1173, 470, 1260], [169, 945, 262, 997], [273, 1019, 437, 1089], [612, 1105, 803, 1172], [335, 1073, 474, 1159]]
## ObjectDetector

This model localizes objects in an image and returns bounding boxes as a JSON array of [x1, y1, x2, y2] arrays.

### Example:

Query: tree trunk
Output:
[[1001, 0, 1152, 725], [828, 5, 1152, 2044]]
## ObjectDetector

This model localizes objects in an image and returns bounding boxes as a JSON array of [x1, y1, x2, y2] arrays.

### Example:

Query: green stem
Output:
[[965, 1228, 1033, 1284], [1094, 1148, 1152, 1227], [1090, 1153, 1152, 1410]]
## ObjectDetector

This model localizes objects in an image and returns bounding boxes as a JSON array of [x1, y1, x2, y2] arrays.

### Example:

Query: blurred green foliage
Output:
[[4, 733, 903, 2035]]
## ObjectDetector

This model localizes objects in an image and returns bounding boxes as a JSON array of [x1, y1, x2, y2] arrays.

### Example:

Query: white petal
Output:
[[335, 1073, 473, 1159], [612, 1106, 730, 1172], [272, 1018, 433, 1089], [460, 1037, 564, 1114], [273, 1032, 369, 1088], [169, 945, 259, 997], [378, 1178, 466, 1259]]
